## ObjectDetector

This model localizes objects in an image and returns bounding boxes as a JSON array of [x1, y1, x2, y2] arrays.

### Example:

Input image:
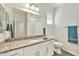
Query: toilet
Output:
[[53, 42, 63, 54]]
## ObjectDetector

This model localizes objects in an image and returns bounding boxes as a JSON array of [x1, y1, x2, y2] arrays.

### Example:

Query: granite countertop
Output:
[[0, 37, 53, 53]]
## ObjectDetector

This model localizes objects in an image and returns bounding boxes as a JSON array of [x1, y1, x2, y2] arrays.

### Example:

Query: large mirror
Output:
[[4, 10, 16, 40], [0, 4, 44, 42]]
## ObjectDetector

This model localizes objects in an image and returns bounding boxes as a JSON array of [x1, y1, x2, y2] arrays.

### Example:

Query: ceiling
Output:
[[5, 3, 63, 8], [5, 3, 63, 17]]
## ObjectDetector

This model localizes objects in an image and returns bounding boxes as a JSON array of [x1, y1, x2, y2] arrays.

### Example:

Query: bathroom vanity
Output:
[[0, 36, 55, 56]]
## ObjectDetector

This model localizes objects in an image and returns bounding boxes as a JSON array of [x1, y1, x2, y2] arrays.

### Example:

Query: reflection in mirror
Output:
[[5, 12, 14, 38], [0, 15, 3, 33]]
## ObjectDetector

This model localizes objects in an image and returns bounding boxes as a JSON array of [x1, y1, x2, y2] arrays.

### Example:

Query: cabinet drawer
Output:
[[0, 48, 23, 56]]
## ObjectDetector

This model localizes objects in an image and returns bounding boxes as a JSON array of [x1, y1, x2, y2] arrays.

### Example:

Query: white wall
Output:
[[55, 3, 79, 55]]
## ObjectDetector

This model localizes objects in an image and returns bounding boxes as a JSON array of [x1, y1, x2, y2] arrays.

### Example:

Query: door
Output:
[[15, 22, 25, 37]]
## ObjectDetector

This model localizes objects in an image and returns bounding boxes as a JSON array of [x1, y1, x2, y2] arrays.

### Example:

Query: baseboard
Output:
[[62, 48, 79, 56]]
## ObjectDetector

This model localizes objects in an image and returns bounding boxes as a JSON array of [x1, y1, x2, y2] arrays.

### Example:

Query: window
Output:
[[47, 12, 54, 24]]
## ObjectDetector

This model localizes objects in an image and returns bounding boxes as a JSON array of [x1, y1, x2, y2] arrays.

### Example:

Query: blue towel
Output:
[[68, 26, 78, 44]]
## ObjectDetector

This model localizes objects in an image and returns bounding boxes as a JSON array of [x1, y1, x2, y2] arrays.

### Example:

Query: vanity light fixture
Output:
[[21, 8, 39, 15], [35, 7, 39, 11], [25, 3, 39, 12], [30, 5, 35, 10], [25, 3, 30, 8]]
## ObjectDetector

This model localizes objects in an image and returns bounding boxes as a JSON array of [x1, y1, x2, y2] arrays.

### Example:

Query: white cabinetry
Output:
[[24, 43, 42, 56], [39, 47, 47, 56], [45, 40, 54, 56], [23, 45, 36, 56], [26, 40, 54, 56], [0, 40, 55, 56]]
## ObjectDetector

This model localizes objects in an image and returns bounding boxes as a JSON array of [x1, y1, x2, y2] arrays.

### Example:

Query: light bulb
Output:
[[35, 7, 39, 11], [25, 3, 30, 8], [31, 5, 35, 10]]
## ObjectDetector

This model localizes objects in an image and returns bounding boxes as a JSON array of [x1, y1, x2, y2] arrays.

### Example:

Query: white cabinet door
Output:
[[24, 45, 37, 56], [45, 40, 54, 56], [24, 42, 43, 56], [38, 42, 47, 56], [24, 48, 40, 56], [39, 47, 47, 56], [0, 48, 23, 56], [49, 40, 55, 56], [24, 51, 36, 56], [48, 44, 54, 56]]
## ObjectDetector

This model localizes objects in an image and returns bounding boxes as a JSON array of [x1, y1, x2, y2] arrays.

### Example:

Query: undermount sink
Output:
[[28, 40, 39, 42], [42, 36, 55, 40], [42, 37, 48, 40], [28, 39, 44, 43]]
